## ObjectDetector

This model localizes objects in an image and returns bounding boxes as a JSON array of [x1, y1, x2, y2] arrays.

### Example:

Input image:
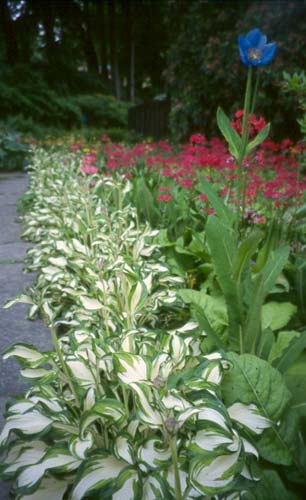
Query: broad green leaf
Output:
[[179, 289, 228, 335], [222, 353, 291, 422], [134, 177, 159, 226], [246, 123, 271, 155], [269, 331, 306, 373], [262, 302, 297, 331], [216, 107, 242, 160], [71, 453, 126, 500], [232, 230, 262, 283], [243, 469, 298, 500], [205, 216, 241, 350], [257, 408, 299, 465], [244, 245, 290, 353], [284, 353, 306, 406], [198, 174, 234, 226]]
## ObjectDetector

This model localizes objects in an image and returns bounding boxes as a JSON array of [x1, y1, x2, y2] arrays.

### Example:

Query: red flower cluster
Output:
[[231, 110, 267, 137], [71, 130, 306, 220]]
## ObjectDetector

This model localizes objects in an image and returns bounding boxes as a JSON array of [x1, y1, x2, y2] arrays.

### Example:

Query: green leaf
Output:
[[216, 107, 242, 160], [243, 469, 298, 500], [284, 353, 306, 406], [246, 123, 271, 155], [134, 177, 159, 226], [205, 216, 241, 350], [269, 331, 306, 373], [244, 245, 290, 353], [179, 289, 228, 335], [222, 353, 291, 422], [257, 407, 299, 465], [198, 174, 234, 226], [232, 229, 262, 283], [262, 302, 297, 331]]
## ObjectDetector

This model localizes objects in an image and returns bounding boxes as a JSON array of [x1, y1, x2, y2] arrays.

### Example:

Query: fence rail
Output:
[[128, 100, 170, 139]]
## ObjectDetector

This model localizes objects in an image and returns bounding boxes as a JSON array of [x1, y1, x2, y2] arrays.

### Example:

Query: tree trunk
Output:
[[109, 0, 121, 100], [83, 0, 99, 73], [98, 0, 108, 79], [0, 0, 19, 65], [124, 0, 135, 102]]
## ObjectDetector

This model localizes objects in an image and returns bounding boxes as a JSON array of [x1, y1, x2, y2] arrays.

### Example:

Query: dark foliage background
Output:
[[0, 0, 305, 139]]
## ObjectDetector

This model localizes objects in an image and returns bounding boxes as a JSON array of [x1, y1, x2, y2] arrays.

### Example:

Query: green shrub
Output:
[[71, 94, 130, 128], [0, 129, 31, 171]]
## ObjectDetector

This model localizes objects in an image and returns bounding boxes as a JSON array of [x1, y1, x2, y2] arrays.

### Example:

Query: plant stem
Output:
[[236, 66, 253, 230], [50, 325, 80, 407], [170, 436, 183, 500]]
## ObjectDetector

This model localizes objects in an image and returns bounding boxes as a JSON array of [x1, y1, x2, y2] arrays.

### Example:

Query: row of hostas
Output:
[[0, 148, 297, 499]]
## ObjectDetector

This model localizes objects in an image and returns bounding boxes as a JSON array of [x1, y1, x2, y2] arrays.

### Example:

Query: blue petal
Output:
[[259, 43, 277, 65], [238, 35, 251, 51], [246, 28, 263, 48], [257, 34, 268, 49], [239, 46, 250, 65]]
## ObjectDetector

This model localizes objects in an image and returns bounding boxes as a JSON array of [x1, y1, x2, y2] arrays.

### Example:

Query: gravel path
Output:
[[0, 172, 52, 498]]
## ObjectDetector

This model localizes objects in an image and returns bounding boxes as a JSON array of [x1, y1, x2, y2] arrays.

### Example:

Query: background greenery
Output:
[[0, 0, 306, 141]]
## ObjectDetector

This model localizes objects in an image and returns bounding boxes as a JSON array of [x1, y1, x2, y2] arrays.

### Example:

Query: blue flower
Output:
[[238, 28, 276, 66]]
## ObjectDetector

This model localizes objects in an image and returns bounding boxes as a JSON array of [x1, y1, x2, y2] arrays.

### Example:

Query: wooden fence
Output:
[[128, 100, 171, 139]]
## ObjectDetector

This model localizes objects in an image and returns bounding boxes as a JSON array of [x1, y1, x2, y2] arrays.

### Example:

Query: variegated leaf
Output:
[[80, 399, 126, 435], [228, 402, 271, 434], [0, 411, 53, 447], [17, 476, 69, 500], [115, 353, 148, 384], [17, 449, 80, 489], [3, 343, 47, 366], [79, 296, 103, 311], [71, 453, 127, 500]]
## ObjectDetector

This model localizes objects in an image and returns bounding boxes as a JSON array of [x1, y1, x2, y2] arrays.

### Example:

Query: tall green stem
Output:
[[170, 437, 183, 500], [236, 66, 253, 229], [50, 325, 80, 407]]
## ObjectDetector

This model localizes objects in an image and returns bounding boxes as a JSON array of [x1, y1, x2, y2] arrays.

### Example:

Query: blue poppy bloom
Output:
[[238, 28, 276, 66]]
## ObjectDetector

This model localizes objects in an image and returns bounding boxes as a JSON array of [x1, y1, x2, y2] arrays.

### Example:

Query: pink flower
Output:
[[81, 164, 98, 175], [157, 194, 172, 202]]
